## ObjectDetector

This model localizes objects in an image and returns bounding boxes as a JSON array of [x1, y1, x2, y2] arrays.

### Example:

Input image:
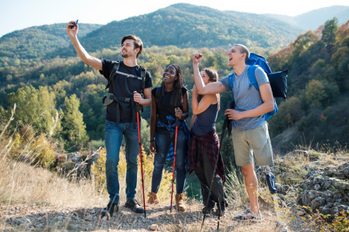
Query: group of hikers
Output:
[[66, 20, 275, 223]]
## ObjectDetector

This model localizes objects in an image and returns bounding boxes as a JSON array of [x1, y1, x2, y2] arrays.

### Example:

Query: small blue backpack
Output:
[[228, 53, 288, 121]]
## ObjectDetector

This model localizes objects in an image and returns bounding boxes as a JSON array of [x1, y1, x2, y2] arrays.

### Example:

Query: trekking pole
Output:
[[200, 101, 233, 231], [170, 116, 179, 212], [136, 103, 146, 218], [265, 166, 288, 231], [216, 101, 235, 231], [224, 101, 234, 165]]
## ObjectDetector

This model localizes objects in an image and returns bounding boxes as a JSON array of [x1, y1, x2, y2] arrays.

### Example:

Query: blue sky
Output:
[[1, 0, 349, 37]]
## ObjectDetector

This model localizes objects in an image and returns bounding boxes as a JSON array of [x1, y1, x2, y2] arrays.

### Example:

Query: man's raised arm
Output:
[[192, 53, 226, 95], [66, 21, 102, 71]]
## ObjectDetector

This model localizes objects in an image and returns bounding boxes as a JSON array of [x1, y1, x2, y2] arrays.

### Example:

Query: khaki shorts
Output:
[[232, 122, 273, 167]]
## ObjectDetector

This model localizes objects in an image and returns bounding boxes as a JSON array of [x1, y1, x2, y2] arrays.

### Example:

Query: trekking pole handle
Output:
[[175, 107, 180, 126], [229, 100, 235, 111]]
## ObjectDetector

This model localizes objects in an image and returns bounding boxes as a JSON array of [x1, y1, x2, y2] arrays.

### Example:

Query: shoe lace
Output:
[[243, 209, 252, 215], [132, 199, 140, 206]]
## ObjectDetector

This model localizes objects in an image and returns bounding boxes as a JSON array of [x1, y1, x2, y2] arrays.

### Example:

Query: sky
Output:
[[1, 0, 349, 38]]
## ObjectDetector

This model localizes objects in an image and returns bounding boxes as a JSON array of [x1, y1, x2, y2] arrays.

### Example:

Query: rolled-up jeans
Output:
[[105, 120, 139, 204], [151, 127, 187, 194]]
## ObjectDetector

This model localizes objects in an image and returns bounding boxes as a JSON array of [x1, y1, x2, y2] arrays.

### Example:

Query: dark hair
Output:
[[157, 64, 184, 107], [121, 35, 143, 58], [202, 68, 218, 83], [198, 68, 220, 110], [235, 44, 250, 63]]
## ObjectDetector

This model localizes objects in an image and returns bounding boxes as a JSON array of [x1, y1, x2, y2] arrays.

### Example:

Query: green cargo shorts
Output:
[[232, 122, 273, 167]]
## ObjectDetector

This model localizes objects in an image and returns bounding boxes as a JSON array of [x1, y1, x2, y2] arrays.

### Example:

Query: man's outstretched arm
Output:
[[66, 21, 102, 71]]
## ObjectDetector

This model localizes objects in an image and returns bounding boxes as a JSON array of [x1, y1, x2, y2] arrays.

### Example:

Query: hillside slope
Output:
[[0, 23, 102, 62], [1, 147, 348, 231]]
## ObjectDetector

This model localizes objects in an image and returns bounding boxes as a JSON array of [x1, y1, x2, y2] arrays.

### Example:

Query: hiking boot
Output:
[[175, 193, 186, 212], [100, 202, 119, 218], [215, 207, 226, 217], [147, 192, 160, 204], [125, 199, 144, 214], [202, 205, 214, 217], [215, 200, 228, 217], [233, 209, 262, 222]]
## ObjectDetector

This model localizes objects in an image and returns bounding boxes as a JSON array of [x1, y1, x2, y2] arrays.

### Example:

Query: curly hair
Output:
[[157, 64, 185, 107]]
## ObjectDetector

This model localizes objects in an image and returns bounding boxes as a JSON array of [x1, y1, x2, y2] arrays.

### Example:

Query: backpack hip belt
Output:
[[102, 93, 138, 129]]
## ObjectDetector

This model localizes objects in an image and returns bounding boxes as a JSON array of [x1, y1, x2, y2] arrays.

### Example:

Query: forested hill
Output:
[[0, 23, 102, 62], [1, 4, 348, 154], [57, 3, 302, 57], [267, 18, 349, 152]]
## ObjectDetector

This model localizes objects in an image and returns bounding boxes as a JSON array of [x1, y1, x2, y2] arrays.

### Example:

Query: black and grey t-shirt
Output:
[[99, 60, 152, 123]]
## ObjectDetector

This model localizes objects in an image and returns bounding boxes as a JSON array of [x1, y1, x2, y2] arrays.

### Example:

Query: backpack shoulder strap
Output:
[[248, 65, 259, 92], [248, 65, 278, 121], [228, 72, 235, 94], [139, 66, 146, 92], [140, 66, 146, 78], [105, 61, 120, 90]]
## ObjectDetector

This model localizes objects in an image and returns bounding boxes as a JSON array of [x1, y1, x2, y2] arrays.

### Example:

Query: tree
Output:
[[293, 31, 319, 58], [305, 79, 339, 107], [6, 85, 59, 136], [322, 17, 339, 45], [61, 94, 89, 151]]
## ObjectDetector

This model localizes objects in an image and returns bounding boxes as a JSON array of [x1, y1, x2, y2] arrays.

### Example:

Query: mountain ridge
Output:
[[264, 5, 349, 30], [0, 3, 303, 63]]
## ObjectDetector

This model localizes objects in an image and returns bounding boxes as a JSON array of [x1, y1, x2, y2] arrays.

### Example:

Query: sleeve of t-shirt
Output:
[[182, 87, 188, 96], [145, 71, 152, 89], [99, 59, 116, 80], [219, 75, 231, 92], [255, 66, 269, 87], [151, 87, 157, 97]]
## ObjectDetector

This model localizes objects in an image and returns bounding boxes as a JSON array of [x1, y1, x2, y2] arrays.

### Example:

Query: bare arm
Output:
[[133, 87, 152, 107], [190, 114, 197, 130], [193, 53, 227, 95], [225, 82, 274, 120], [175, 92, 189, 120], [150, 94, 157, 153], [66, 21, 102, 70], [191, 84, 217, 115]]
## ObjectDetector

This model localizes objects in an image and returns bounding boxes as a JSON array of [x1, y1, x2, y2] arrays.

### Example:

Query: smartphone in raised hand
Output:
[[69, 19, 79, 29]]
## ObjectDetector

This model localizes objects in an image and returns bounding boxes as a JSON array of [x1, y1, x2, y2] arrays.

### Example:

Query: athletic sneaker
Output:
[[233, 209, 262, 222], [125, 199, 144, 214]]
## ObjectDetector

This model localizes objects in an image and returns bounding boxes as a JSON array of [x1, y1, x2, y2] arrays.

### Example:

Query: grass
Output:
[[0, 106, 348, 231], [0, 154, 106, 207]]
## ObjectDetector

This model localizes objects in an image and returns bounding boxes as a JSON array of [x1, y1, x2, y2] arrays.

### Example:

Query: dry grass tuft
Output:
[[0, 157, 106, 207]]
